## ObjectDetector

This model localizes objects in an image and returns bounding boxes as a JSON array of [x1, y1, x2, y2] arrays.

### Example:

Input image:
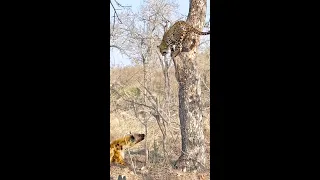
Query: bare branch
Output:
[[112, 12, 116, 33], [137, 81, 157, 105], [201, 77, 210, 92], [114, 0, 132, 8], [110, 0, 122, 24]]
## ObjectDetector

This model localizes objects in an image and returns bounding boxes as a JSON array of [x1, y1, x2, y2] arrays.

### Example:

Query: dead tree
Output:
[[174, 0, 208, 171]]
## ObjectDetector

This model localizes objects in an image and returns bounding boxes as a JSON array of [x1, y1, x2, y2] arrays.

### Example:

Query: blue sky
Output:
[[110, 0, 210, 67]]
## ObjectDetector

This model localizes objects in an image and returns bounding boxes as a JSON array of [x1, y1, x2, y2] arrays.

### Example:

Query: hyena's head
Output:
[[126, 133, 145, 147]]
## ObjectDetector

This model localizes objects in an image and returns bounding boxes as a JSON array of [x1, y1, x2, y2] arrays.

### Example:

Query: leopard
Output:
[[157, 20, 210, 58]]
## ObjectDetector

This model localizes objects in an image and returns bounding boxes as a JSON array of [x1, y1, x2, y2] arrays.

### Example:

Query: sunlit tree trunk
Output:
[[174, 0, 207, 171]]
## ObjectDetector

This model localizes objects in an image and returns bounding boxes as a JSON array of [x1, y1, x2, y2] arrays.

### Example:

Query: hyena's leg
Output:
[[110, 149, 115, 162], [116, 154, 126, 165]]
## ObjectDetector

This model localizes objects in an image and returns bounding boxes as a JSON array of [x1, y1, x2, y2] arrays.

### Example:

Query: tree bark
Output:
[[174, 0, 207, 171]]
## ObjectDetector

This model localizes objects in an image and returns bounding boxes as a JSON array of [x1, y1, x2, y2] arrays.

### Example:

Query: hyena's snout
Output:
[[140, 134, 145, 140], [133, 133, 145, 143]]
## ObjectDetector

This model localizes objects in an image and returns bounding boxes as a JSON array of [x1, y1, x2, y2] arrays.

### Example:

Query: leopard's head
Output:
[[157, 42, 169, 56]]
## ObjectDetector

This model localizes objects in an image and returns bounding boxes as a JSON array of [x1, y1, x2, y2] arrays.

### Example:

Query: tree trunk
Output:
[[174, 0, 207, 171], [143, 57, 149, 166]]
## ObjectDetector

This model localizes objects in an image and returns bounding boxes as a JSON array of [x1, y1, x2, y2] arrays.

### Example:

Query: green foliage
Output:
[[124, 87, 141, 98]]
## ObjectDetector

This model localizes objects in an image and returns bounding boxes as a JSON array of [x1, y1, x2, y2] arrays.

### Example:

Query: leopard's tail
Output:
[[192, 27, 210, 35], [199, 31, 210, 35]]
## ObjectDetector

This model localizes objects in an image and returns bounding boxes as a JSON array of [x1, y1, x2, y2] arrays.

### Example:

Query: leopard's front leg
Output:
[[171, 42, 182, 57]]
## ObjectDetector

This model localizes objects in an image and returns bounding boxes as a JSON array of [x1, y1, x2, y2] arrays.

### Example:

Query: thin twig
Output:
[[123, 133, 137, 175], [110, 0, 122, 24], [201, 77, 210, 92], [114, 0, 132, 8], [112, 12, 116, 33]]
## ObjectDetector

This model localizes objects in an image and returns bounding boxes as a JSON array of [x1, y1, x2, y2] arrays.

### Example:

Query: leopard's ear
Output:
[[157, 45, 159, 48]]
